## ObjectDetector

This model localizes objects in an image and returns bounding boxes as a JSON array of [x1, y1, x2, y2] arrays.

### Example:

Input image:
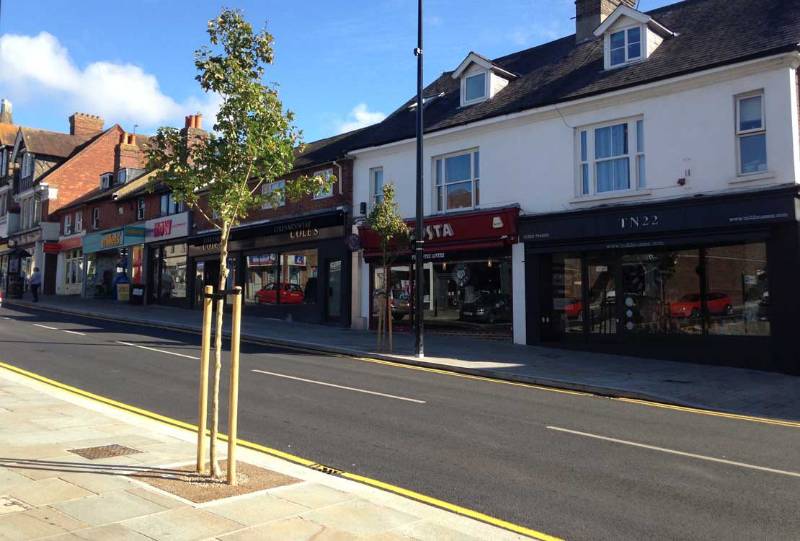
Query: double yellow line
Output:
[[0, 361, 562, 541]]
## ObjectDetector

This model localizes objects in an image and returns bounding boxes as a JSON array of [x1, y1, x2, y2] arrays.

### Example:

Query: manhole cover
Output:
[[68, 444, 142, 460]]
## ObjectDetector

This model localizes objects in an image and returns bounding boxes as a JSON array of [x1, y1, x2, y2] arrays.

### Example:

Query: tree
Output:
[[148, 8, 332, 479], [367, 184, 409, 351]]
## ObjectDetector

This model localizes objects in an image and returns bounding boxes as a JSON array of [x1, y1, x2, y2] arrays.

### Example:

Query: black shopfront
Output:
[[186, 210, 352, 325], [521, 186, 800, 374]]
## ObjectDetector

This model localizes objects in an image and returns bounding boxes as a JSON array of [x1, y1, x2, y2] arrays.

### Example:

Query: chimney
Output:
[[575, 0, 636, 43], [69, 113, 104, 137], [115, 131, 144, 171], [0, 99, 12, 124], [181, 114, 206, 148]]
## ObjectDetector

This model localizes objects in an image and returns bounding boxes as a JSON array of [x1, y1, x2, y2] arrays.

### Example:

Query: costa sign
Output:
[[145, 212, 190, 243]]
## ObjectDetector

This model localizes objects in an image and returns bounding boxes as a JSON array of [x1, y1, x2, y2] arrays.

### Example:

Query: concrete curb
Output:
[[2, 299, 721, 413]]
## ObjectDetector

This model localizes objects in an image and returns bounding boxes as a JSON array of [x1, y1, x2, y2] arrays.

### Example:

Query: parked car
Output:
[[255, 282, 305, 304], [391, 290, 411, 321], [669, 292, 733, 318], [460, 292, 511, 324]]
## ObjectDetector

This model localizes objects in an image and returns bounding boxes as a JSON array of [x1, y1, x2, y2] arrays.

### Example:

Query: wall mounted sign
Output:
[[145, 212, 190, 243]]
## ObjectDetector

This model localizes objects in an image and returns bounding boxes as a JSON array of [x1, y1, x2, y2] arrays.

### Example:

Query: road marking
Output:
[[0, 361, 558, 540], [116, 341, 199, 360], [547, 426, 800, 478], [613, 398, 800, 429], [63, 330, 86, 336], [33, 323, 58, 330], [252, 369, 426, 404]]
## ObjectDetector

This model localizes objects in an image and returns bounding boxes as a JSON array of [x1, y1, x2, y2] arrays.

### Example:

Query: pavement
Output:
[[0, 363, 531, 541], [2, 304, 800, 540], [5, 295, 800, 422]]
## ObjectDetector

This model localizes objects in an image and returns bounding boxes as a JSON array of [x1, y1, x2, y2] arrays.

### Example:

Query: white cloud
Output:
[[335, 103, 386, 134], [0, 31, 218, 129]]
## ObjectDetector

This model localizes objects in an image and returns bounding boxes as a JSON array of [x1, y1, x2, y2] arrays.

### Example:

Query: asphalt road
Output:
[[1, 304, 798, 540]]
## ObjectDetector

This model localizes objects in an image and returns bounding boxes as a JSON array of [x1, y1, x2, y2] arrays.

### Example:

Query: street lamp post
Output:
[[413, 0, 425, 358]]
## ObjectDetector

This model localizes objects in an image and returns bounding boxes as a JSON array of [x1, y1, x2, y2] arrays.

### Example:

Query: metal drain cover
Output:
[[68, 444, 142, 460]]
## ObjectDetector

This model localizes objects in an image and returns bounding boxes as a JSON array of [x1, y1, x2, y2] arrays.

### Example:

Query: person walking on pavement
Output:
[[29, 267, 42, 302]]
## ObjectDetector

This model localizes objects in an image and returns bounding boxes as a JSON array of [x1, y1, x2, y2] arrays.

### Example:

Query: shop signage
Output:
[[289, 228, 319, 240], [58, 236, 83, 251], [43, 242, 61, 254], [424, 223, 455, 241], [101, 231, 123, 249], [83, 225, 146, 254], [520, 188, 798, 246], [145, 212, 190, 243]]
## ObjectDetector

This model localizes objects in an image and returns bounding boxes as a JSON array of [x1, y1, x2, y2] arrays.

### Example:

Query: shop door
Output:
[[586, 254, 620, 337], [326, 259, 342, 320], [204, 260, 220, 291]]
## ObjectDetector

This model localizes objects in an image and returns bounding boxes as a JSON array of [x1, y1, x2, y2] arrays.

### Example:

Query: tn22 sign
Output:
[[619, 214, 661, 230]]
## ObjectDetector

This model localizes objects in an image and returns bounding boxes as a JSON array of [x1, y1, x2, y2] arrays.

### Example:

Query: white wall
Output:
[[352, 59, 799, 220]]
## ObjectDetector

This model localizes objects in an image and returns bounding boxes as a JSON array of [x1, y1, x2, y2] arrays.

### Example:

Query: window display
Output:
[[552, 254, 583, 334], [281, 249, 317, 304], [160, 243, 187, 300], [246, 253, 278, 304], [130, 245, 144, 284]]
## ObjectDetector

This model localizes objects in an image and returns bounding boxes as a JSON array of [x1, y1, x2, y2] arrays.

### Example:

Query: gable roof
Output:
[[332, 0, 800, 153], [593, 4, 675, 38], [0, 123, 17, 147], [20, 127, 95, 158], [56, 168, 156, 212], [451, 52, 518, 80]]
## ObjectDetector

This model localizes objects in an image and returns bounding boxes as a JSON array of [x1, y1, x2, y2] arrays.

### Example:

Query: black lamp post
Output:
[[413, 0, 425, 357]]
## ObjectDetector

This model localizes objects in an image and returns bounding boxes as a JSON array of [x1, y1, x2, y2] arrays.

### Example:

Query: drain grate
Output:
[[67, 444, 142, 460]]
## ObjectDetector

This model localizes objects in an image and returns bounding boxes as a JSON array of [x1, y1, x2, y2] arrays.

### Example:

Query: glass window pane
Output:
[[610, 47, 626, 66], [637, 155, 646, 188], [587, 257, 616, 335], [613, 157, 630, 190], [246, 253, 278, 304], [280, 250, 318, 304], [595, 127, 612, 159], [739, 133, 767, 174], [621, 250, 702, 335], [475, 178, 480, 206], [738, 96, 763, 131], [552, 254, 584, 335], [628, 41, 641, 59], [581, 163, 590, 194], [436, 186, 443, 211], [446, 182, 472, 210], [473, 151, 479, 178], [465, 73, 486, 101], [610, 30, 625, 49], [580, 131, 587, 162], [705, 243, 769, 336], [636, 120, 644, 153], [161, 244, 187, 299], [611, 123, 628, 156], [627, 27, 641, 44], [445, 153, 471, 182], [596, 160, 614, 192]]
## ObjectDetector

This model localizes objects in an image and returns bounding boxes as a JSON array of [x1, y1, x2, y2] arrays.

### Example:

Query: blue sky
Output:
[[0, 0, 677, 143]]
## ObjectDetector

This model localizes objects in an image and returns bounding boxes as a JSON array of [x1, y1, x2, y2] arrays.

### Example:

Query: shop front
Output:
[[145, 212, 190, 306], [359, 206, 519, 339], [54, 236, 84, 296], [82, 225, 145, 299], [521, 186, 800, 374], [187, 210, 352, 325]]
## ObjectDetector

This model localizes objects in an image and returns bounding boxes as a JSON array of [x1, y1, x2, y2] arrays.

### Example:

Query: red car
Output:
[[562, 299, 583, 318], [670, 292, 733, 318], [255, 283, 305, 304]]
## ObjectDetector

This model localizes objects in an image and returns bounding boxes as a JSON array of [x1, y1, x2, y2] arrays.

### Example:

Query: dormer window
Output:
[[452, 52, 517, 108], [609, 26, 641, 67], [463, 72, 487, 104], [100, 173, 113, 190]]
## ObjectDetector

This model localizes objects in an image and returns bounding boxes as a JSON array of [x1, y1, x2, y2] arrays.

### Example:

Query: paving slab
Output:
[[204, 491, 309, 526], [271, 482, 356, 508], [300, 500, 420, 536], [7, 477, 93, 506], [217, 516, 358, 541], [121, 507, 244, 541], [52, 490, 171, 526], [0, 505, 87, 540]]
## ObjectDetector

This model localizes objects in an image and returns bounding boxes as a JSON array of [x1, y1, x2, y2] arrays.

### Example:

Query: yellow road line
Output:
[[0, 360, 561, 541], [614, 397, 800, 428]]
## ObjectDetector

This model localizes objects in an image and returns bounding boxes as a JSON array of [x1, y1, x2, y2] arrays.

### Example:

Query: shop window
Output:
[[621, 250, 702, 335], [160, 243, 187, 300], [434, 149, 480, 212], [587, 256, 617, 335], [246, 253, 278, 304], [64, 249, 83, 287], [280, 249, 318, 303], [577, 118, 644, 196], [705, 243, 769, 336], [736, 92, 767, 175], [130, 245, 144, 284], [552, 254, 584, 335]]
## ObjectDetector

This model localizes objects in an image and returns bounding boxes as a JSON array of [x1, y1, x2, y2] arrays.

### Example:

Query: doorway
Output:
[[326, 259, 342, 320]]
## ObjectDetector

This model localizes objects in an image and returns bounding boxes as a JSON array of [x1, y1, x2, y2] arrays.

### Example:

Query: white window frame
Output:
[[64, 214, 72, 235], [461, 71, 489, 106], [74, 211, 83, 233], [21, 152, 34, 178], [735, 91, 767, 176], [137, 197, 146, 220], [261, 180, 286, 209], [100, 173, 113, 190], [607, 25, 643, 68], [92, 207, 101, 230], [369, 167, 384, 208], [433, 148, 480, 213], [576, 116, 645, 197], [0, 148, 7, 177], [313, 168, 334, 199]]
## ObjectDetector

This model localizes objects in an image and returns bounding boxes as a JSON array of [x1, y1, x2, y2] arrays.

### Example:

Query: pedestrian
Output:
[[29, 267, 41, 302]]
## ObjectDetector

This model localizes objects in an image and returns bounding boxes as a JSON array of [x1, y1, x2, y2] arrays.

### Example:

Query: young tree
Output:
[[148, 9, 332, 478], [367, 184, 409, 351]]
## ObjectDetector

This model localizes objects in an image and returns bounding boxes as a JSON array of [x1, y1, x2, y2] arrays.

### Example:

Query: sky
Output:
[[0, 0, 678, 143]]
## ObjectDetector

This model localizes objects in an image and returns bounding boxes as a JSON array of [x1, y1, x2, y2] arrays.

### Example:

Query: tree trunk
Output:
[[209, 224, 230, 478], [386, 263, 393, 352]]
